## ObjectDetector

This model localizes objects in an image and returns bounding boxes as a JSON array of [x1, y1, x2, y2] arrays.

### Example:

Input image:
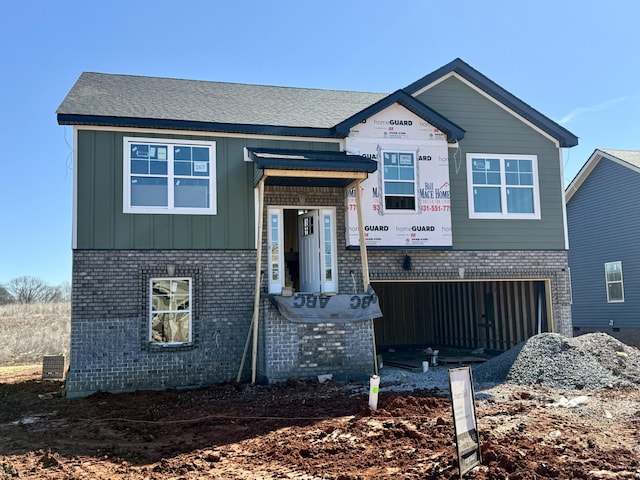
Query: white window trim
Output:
[[466, 153, 541, 220], [149, 277, 193, 345], [123, 136, 217, 215], [381, 149, 418, 213], [266, 207, 338, 295], [604, 261, 624, 303]]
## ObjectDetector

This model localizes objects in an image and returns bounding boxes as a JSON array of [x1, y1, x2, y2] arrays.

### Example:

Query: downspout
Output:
[[354, 179, 378, 375]]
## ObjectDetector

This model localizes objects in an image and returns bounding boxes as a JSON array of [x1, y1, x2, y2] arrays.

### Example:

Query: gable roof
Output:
[[334, 90, 465, 142], [404, 58, 579, 148], [57, 72, 386, 137], [57, 59, 576, 147], [566, 148, 640, 202]]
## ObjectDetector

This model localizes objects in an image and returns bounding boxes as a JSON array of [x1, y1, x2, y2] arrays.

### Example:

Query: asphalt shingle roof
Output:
[[57, 72, 386, 129], [601, 149, 640, 169]]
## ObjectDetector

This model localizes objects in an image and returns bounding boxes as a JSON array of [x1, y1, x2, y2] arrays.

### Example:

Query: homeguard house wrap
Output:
[[57, 58, 578, 397]]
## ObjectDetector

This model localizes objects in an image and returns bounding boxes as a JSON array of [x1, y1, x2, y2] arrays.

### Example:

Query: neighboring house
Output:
[[57, 58, 578, 397], [566, 149, 640, 347]]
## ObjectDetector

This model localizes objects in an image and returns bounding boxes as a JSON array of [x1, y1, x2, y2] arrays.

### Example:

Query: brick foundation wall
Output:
[[258, 297, 375, 384], [67, 249, 255, 398]]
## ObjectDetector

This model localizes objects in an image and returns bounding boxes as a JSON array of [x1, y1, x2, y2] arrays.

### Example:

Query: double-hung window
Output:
[[124, 137, 216, 214], [467, 154, 540, 219], [604, 261, 624, 303], [382, 151, 417, 211], [150, 278, 192, 344]]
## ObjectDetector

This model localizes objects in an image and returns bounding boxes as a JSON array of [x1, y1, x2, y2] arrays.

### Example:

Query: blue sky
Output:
[[1, 0, 639, 287]]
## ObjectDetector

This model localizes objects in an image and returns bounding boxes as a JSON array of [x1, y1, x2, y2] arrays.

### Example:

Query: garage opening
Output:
[[372, 280, 550, 353]]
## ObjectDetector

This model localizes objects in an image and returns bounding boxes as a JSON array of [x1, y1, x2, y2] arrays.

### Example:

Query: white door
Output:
[[298, 210, 320, 292]]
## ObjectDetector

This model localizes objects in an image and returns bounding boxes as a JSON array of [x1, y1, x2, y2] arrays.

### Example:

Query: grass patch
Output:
[[0, 302, 70, 366]]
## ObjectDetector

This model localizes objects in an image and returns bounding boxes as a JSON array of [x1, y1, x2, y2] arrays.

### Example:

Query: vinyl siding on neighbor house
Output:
[[568, 158, 640, 329], [75, 129, 341, 250], [417, 76, 567, 250]]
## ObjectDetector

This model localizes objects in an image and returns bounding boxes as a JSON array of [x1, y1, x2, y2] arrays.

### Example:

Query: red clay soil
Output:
[[0, 366, 639, 479]]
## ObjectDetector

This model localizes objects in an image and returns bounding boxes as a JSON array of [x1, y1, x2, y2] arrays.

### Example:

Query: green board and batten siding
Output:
[[75, 130, 339, 250], [417, 76, 567, 250]]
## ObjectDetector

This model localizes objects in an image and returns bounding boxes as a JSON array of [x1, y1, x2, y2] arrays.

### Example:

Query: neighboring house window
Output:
[[467, 154, 540, 219], [150, 278, 192, 344], [382, 151, 416, 210], [124, 137, 216, 214], [604, 261, 624, 303]]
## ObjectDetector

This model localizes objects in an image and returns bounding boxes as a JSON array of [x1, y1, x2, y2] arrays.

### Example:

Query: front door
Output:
[[298, 210, 320, 292]]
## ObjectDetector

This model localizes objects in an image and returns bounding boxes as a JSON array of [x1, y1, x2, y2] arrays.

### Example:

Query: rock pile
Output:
[[473, 332, 640, 390]]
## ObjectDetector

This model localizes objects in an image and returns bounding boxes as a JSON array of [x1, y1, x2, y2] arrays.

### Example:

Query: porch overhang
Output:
[[247, 147, 378, 188]]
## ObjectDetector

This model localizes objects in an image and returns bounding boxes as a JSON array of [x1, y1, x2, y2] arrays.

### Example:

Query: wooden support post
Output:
[[354, 179, 378, 375], [251, 178, 265, 384]]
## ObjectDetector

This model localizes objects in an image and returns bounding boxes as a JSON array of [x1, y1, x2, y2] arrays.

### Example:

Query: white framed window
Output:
[[268, 208, 283, 292], [467, 154, 540, 219], [382, 151, 417, 211], [604, 261, 624, 303], [124, 137, 216, 215], [150, 278, 192, 344]]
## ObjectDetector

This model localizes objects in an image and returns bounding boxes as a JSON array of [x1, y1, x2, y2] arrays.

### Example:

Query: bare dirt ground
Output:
[[1, 366, 639, 479]]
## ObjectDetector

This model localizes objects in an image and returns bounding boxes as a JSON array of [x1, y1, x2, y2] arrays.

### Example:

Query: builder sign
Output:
[[448, 367, 481, 477], [345, 103, 452, 248]]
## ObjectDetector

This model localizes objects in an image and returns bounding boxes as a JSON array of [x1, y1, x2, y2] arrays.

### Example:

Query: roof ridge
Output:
[[78, 71, 387, 96]]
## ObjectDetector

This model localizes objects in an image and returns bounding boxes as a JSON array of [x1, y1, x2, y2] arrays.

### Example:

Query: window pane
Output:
[[385, 196, 415, 210], [270, 214, 279, 281], [324, 214, 333, 282], [399, 167, 414, 180], [486, 173, 501, 185], [608, 283, 623, 302], [473, 187, 501, 213], [384, 152, 398, 165], [385, 182, 414, 195], [131, 177, 168, 207], [150, 161, 167, 175], [192, 147, 209, 161], [506, 187, 534, 213], [193, 161, 209, 176], [151, 312, 190, 343], [384, 166, 399, 180], [175, 179, 209, 208], [472, 172, 487, 185], [175, 161, 192, 176], [131, 160, 148, 174], [174, 146, 191, 161], [131, 144, 149, 159], [399, 153, 414, 166]]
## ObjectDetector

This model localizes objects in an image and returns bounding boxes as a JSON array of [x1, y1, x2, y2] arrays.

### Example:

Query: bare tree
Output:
[[0, 284, 15, 304], [7, 276, 53, 304]]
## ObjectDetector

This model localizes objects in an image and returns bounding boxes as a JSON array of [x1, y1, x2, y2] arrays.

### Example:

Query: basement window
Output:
[[150, 278, 192, 344]]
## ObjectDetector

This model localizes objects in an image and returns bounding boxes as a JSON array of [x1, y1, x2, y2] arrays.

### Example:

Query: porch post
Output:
[[354, 179, 370, 291], [251, 177, 266, 383], [354, 179, 378, 375]]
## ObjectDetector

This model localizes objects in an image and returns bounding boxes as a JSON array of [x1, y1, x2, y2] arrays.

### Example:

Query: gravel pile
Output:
[[474, 332, 640, 390], [376, 332, 640, 393]]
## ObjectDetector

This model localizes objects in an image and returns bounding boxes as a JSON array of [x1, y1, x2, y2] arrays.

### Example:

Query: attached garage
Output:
[[372, 280, 551, 352]]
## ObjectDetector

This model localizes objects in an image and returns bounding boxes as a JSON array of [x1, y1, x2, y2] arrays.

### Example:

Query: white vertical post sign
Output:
[[448, 367, 481, 477]]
